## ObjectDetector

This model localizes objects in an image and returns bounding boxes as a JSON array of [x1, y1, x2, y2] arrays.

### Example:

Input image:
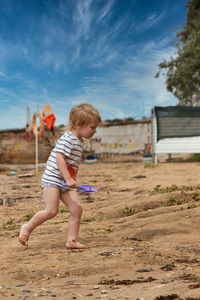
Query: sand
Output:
[[1, 161, 200, 299]]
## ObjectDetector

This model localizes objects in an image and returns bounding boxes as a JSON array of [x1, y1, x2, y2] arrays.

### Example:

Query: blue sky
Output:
[[0, 0, 188, 130]]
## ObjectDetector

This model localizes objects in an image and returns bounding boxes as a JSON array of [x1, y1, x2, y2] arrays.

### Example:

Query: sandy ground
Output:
[[1, 161, 200, 300]]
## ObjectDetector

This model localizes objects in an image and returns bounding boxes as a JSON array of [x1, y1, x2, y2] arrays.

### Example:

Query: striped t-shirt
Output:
[[42, 131, 83, 187]]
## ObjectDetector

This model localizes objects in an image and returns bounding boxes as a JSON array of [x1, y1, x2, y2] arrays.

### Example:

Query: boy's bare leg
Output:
[[18, 187, 60, 246], [61, 191, 88, 249]]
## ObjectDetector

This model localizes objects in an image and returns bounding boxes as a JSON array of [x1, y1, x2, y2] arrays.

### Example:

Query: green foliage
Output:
[[150, 184, 178, 195], [0, 218, 18, 231], [25, 212, 35, 221], [156, 0, 200, 105], [144, 163, 155, 168], [97, 227, 112, 232], [164, 196, 183, 206], [189, 153, 200, 162], [59, 205, 69, 213], [82, 217, 95, 222], [187, 204, 197, 209], [122, 206, 140, 216]]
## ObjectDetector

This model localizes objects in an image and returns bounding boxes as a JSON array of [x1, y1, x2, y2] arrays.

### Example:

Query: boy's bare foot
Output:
[[18, 224, 30, 247], [66, 240, 89, 249]]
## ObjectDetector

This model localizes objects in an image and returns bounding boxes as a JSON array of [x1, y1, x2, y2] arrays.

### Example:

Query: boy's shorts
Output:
[[41, 181, 68, 193]]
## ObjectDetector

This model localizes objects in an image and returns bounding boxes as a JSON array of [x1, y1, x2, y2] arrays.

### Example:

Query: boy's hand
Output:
[[65, 177, 76, 188]]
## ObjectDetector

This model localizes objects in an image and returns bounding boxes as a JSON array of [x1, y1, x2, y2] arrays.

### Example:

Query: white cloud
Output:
[[63, 39, 178, 120], [96, 0, 115, 23], [135, 11, 165, 32]]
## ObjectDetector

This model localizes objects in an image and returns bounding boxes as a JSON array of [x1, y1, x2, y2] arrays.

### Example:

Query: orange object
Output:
[[44, 113, 56, 131], [32, 112, 45, 137], [42, 104, 53, 116], [42, 104, 56, 131], [67, 165, 76, 179]]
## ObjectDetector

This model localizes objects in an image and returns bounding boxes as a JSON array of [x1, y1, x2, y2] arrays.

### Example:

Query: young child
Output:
[[19, 103, 101, 249]]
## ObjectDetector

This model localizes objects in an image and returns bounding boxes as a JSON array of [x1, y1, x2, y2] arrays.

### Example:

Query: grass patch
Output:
[[82, 217, 95, 222], [0, 218, 19, 231], [59, 205, 69, 213], [122, 206, 140, 216], [144, 164, 156, 168], [97, 227, 112, 232], [24, 212, 35, 221], [150, 184, 179, 195], [164, 196, 184, 207], [187, 204, 197, 209]]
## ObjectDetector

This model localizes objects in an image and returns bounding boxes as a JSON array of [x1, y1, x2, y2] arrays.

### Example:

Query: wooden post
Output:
[[35, 105, 38, 172]]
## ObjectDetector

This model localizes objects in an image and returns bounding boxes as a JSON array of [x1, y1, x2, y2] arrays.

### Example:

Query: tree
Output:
[[155, 0, 200, 105]]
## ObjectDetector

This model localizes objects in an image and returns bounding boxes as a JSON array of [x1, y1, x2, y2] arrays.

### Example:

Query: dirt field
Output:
[[1, 161, 200, 299]]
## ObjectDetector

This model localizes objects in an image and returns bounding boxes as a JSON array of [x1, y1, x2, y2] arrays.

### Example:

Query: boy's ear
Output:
[[75, 121, 80, 127]]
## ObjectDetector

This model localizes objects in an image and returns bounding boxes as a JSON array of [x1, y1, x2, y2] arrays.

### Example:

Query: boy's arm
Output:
[[56, 152, 76, 188]]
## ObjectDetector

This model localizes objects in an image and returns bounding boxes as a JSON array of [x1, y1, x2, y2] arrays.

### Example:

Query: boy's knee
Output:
[[72, 203, 82, 218], [46, 209, 58, 219]]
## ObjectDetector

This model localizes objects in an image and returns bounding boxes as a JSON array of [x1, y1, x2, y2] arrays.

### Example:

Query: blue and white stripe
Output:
[[42, 131, 83, 187]]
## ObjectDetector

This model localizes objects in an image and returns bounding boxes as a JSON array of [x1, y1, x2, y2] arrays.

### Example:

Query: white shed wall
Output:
[[152, 115, 200, 161], [84, 120, 151, 154]]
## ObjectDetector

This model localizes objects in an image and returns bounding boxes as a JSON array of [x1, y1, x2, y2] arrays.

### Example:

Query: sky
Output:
[[0, 0, 188, 130]]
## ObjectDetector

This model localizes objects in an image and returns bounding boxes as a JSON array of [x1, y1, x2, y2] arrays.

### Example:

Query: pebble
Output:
[[16, 284, 25, 287], [136, 267, 152, 272], [161, 278, 174, 284], [22, 290, 31, 293], [86, 293, 93, 296], [92, 285, 100, 290], [66, 280, 75, 284]]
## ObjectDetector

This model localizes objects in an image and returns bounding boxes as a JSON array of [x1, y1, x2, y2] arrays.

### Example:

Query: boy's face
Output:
[[77, 121, 98, 139]]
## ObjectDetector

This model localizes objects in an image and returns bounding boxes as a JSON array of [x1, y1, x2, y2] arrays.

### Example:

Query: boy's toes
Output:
[[66, 240, 89, 249], [18, 225, 30, 247], [18, 235, 28, 247]]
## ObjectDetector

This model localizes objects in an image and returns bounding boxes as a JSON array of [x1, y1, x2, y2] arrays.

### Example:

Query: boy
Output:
[[19, 103, 101, 249]]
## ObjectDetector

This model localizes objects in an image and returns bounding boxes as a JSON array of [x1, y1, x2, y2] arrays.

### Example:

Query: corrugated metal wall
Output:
[[152, 111, 200, 163]]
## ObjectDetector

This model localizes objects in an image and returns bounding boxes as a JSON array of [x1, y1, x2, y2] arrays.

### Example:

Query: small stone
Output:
[[136, 267, 152, 272], [86, 293, 93, 296], [161, 278, 174, 284], [111, 286, 120, 290], [92, 285, 100, 290], [66, 280, 75, 284], [16, 284, 25, 287], [22, 290, 31, 293], [51, 295, 57, 297], [101, 290, 108, 294]]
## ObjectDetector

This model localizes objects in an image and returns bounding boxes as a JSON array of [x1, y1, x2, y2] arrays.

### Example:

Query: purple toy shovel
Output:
[[62, 180, 98, 192]]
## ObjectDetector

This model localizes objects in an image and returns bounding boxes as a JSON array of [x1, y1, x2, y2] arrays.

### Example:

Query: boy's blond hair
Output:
[[69, 103, 101, 130]]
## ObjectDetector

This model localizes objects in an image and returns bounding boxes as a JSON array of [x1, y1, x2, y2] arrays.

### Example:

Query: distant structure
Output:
[[26, 106, 31, 132], [151, 106, 200, 163]]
